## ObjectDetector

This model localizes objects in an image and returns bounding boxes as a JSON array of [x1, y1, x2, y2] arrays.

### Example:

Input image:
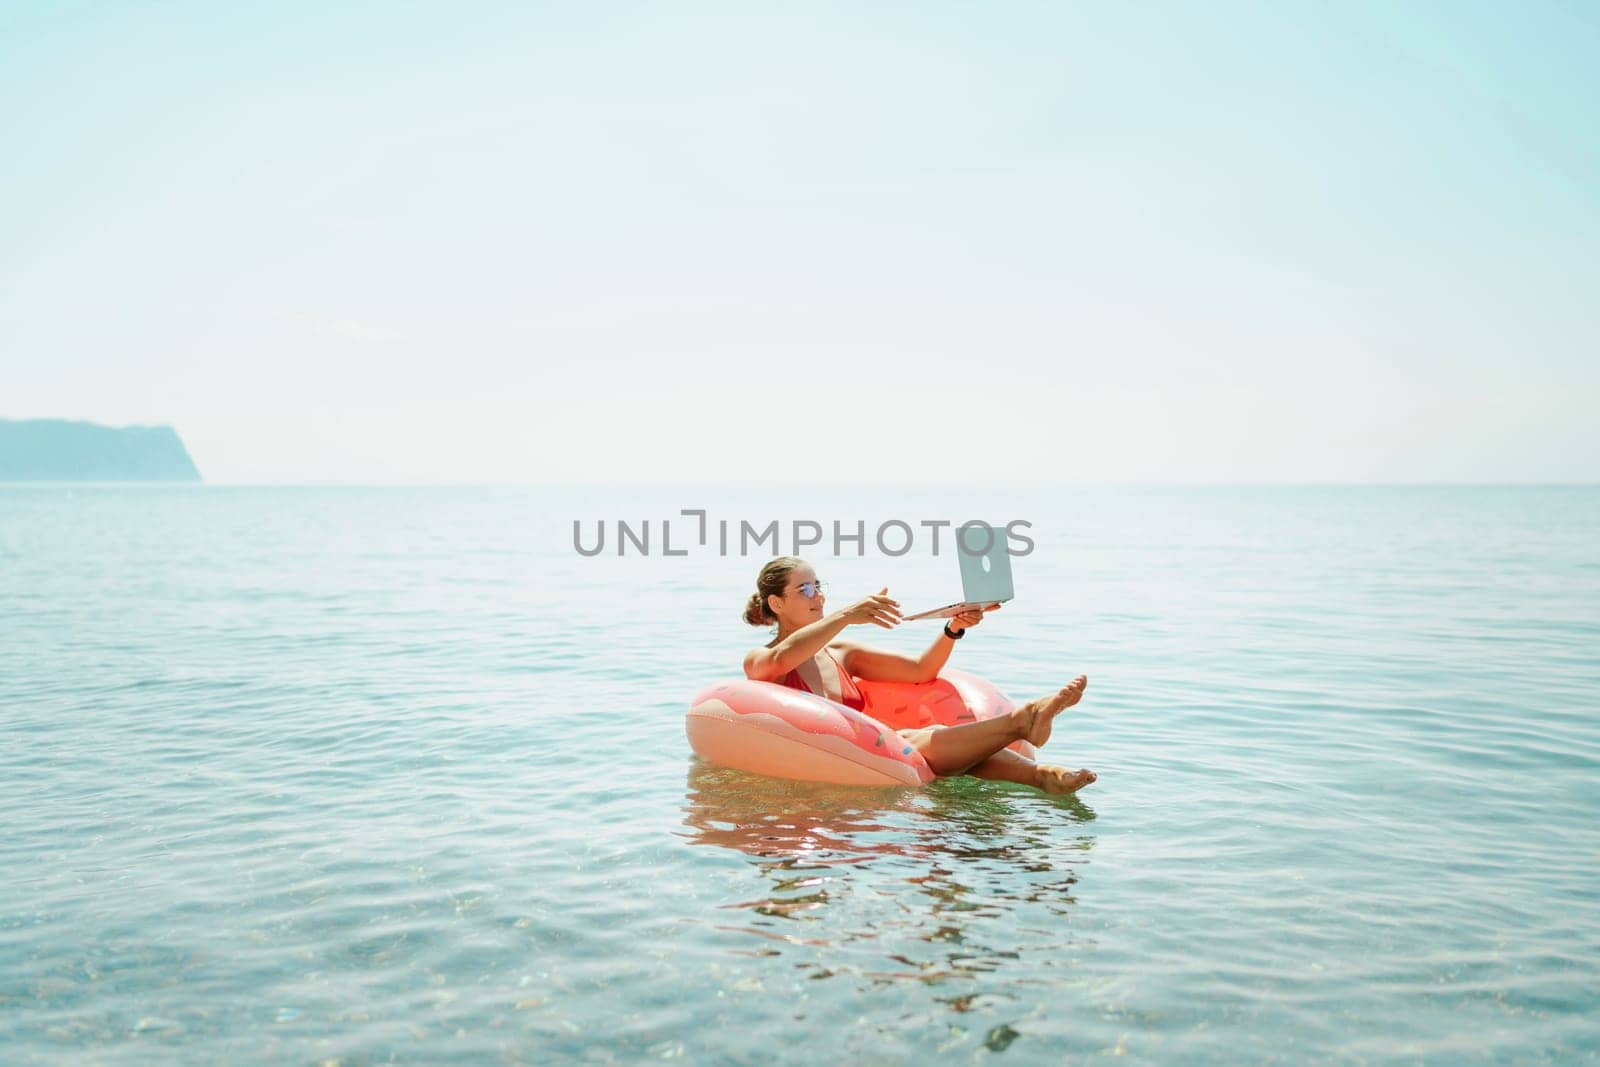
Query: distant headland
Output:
[[0, 419, 202, 481]]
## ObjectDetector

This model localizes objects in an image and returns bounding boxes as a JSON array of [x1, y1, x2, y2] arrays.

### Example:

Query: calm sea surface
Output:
[[2, 485, 1596, 1064]]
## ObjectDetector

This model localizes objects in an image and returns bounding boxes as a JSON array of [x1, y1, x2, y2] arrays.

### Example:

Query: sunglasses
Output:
[[793, 580, 826, 599]]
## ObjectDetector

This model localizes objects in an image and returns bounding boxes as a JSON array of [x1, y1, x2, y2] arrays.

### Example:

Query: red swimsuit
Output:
[[777, 647, 867, 712]]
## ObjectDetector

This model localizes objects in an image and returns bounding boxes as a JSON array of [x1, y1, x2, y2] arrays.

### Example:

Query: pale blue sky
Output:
[[2, 1, 1596, 483]]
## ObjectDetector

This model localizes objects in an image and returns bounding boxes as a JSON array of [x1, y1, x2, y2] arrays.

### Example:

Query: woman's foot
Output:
[[1035, 764, 1096, 794], [1012, 675, 1088, 748]]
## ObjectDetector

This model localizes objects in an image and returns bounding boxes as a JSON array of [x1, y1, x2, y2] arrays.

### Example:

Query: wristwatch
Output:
[[943, 622, 965, 640]]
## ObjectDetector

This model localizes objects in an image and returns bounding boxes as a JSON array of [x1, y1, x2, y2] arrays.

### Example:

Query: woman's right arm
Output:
[[744, 590, 901, 682]]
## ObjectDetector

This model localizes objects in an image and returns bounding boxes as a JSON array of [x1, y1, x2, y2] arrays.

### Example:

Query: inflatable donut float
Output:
[[686, 668, 1034, 786]]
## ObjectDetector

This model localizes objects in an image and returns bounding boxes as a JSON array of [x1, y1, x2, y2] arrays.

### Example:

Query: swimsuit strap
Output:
[[776, 649, 865, 712], [825, 647, 866, 708]]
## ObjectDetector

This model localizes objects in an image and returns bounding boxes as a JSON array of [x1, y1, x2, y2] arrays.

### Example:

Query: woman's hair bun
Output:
[[742, 590, 772, 627]]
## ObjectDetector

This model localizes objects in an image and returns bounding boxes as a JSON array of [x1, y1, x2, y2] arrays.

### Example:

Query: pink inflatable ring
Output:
[[686, 668, 1036, 787]]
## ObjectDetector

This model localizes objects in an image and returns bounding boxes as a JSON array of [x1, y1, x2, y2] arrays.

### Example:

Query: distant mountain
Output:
[[0, 419, 202, 481]]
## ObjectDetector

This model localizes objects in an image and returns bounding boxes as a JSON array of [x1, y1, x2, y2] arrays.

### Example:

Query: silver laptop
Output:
[[903, 523, 1015, 620]]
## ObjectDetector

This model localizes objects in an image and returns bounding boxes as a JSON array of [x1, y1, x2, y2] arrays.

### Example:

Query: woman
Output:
[[742, 556, 1096, 794]]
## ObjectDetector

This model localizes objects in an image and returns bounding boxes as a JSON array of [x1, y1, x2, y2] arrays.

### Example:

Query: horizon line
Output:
[[3, 480, 1598, 490]]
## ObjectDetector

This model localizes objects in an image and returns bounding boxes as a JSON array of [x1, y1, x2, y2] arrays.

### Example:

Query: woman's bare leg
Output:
[[969, 748, 1098, 794], [967, 747, 1044, 785], [907, 676, 1088, 777], [966, 751, 1094, 793], [906, 716, 1022, 777]]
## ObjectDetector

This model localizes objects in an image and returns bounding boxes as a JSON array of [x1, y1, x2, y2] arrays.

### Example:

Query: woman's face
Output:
[[771, 562, 825, 628]]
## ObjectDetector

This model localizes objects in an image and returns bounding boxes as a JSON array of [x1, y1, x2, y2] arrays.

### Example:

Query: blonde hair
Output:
[[742, 556, 804, 626]]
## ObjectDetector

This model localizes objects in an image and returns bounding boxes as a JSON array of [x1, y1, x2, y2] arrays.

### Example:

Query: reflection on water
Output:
[[677, 763, 1098, 995]]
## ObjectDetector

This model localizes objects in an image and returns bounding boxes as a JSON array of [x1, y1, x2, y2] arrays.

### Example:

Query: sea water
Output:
[[1, 485, 1596, 1064]]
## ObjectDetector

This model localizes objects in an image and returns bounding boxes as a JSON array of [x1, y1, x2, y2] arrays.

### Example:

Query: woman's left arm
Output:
[[837, 604, 1001, 684]]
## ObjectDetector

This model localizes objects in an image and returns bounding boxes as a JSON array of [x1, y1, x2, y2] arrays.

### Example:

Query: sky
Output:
[[2, 1, 1596, 484]]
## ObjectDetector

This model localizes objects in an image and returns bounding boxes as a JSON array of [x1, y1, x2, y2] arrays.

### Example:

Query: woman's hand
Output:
[[842, 587, 901, 629], [948, 602, 1002, 635]]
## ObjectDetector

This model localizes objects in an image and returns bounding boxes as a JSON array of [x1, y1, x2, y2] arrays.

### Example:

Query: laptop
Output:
[[902, 522, 1015, 620]]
